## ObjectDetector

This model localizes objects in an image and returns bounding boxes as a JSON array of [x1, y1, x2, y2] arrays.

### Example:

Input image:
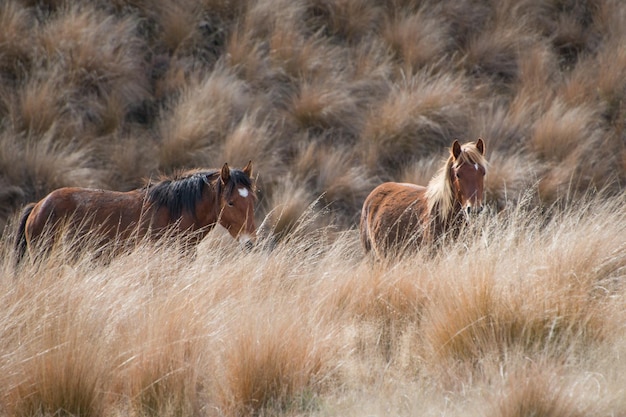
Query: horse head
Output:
[[450, 138, 486, 217], [217, 161, 257, 249]]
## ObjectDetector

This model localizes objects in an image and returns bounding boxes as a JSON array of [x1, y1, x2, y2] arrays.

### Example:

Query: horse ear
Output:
[[451, 140, 462, 159], [220, 163, 230, 184], [476, 138, 485, 155], [242, 160, 253, 178]]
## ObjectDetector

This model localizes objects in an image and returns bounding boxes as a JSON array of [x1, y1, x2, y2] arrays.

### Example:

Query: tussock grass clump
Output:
[[528, 99, 614, 201], [115, 291, 208, 416], [481, 150, 542, 210], [221, 113, 277, 170], [0, 1, 33, 83], [332, 259, 431, 362], [287, 142, 376, 226], [148, 0, 205, 56], [256, 181, 319, 242], [530, 100, 599, 162], [360, 71, 469, 175], [486, 360, 599, 417], [306, 0, 382, 43], [514, 41, 559, 106], [14, 76, 62, 137], [382, 7, 450, 74], [0, 130, 105, 204], [460, 21, 528, 92], [288, 77, 363, 137], [157, 67, 254, 170], [215, 305, 335, 415]]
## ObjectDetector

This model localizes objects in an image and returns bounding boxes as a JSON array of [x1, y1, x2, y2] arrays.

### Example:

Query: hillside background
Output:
[[1, 1, 626, 417], [1, 0, 625, 232]]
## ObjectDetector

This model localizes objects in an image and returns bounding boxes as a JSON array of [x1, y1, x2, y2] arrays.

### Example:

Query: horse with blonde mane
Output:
[[360, 139, 487, 259], [15, 162, 257, 263]]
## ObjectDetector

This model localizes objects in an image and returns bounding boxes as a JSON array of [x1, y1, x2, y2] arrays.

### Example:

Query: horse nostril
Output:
[[466, 205, 484, 216]]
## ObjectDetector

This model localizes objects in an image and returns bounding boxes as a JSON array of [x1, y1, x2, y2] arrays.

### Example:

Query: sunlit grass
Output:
[[2, 193, 626, 416]]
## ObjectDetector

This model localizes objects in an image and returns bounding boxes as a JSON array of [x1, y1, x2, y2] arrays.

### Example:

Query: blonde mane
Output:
[[425, 141, 487, 222]]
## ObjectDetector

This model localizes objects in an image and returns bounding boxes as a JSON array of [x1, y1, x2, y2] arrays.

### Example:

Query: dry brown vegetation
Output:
[[1, 0, 626, 416], [3, 194, 626, 417]]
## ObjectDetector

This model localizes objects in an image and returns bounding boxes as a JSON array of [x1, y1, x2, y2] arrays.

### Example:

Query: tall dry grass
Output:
[[1, 0, 626, 415], [2, 193, 626, 416]]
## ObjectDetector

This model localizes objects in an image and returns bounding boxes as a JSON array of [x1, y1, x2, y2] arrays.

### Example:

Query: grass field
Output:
[[1, 0, 626, 415], [3, 195, 626, 416]]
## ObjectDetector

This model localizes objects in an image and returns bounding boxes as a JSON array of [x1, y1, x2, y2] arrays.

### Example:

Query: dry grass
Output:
[[360, 71, 469, 176], [0, 1, 33, 83], [34, 4, 149, 136], [157, 67, 254, 170], [4, 0, 621, 226], [381, 7, 450, 74], [307, 0, 382, 44], [1, 0, 626, 415], [2, 194, 626, 416]]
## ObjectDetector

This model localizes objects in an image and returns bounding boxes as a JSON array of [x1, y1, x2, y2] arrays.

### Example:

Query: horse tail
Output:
[[15, 203, 35, 265], [359, 202, 372, 254]]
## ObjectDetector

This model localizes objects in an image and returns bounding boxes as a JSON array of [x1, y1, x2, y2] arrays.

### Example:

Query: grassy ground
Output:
[[2, 194, 626, 416], [1, 0, 626, 415]]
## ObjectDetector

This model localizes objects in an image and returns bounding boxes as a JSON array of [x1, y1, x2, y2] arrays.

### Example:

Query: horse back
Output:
[[25, 187, 146, 244], [360, 182, 427, 258]]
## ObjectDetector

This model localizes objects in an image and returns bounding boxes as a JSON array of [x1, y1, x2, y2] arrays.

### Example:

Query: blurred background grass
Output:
[[1, 0, 625, 235]]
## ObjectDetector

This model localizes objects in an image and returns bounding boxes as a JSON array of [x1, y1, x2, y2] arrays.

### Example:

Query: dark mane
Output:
[[146, 168, 255, 218], [147, 170, 219, 218]]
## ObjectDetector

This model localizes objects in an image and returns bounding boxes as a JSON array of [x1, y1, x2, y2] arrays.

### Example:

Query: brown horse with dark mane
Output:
[[360, 139, 487, 259], [15, 162, 256, 262]]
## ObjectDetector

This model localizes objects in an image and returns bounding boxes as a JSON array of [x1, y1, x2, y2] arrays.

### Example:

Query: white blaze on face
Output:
[[238, 187, 249, 198]]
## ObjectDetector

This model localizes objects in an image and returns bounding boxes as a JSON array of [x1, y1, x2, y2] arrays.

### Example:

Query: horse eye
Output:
[[455, 172, 461, 179], [227, 201, 234, 207]]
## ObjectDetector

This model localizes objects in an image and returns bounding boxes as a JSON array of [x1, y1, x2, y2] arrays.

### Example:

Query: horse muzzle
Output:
[[238, 233, 255, 251], [466, 205, 483, 216], [462, 204, 484, 222]]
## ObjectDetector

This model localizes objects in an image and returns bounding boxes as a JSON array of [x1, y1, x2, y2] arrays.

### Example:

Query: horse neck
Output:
[[425, 184, 464, 241], [426, 161, 456, 226]]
